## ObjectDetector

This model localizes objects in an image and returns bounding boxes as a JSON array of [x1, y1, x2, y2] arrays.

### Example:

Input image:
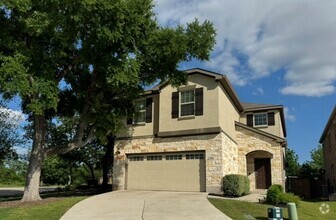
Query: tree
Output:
[[0, 0, 216, 201], [299, 145, 324, 179], [285, 148, 300, 177], [309, 144, 323, 170]]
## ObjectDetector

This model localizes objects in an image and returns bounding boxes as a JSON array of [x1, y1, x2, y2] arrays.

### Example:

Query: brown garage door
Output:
[[127, 152, 206, 192]]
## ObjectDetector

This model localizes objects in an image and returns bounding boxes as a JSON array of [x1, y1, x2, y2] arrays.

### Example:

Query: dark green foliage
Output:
[[266, 184, 301, 206], [279, 192, 301, 206], [266, 184, 283, 204], [285, 148, 301, 176], [222, 174, 250, 196], [0, 159, 27, 185]]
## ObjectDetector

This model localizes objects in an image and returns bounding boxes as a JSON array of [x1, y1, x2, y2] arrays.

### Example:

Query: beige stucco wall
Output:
[[117, 94, 157, 138], [159, 74, 219, 133], [240, 110, 284, 138], [113, 132, 238, 194], [235, 125, 285, 190], [218, 84, 240, 141]]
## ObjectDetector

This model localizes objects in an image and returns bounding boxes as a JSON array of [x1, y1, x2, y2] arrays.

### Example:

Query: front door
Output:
[[255, 158, 271, 189]]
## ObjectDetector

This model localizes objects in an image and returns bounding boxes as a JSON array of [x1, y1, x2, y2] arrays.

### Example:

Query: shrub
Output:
[[222, 174, 250, 196], [266, 184, 283, 204], [266, 184, 301, 206], [279, 192, 301, 206]]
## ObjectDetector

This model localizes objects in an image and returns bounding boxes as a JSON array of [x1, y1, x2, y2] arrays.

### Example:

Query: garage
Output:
[[126, 152, 206, 192]]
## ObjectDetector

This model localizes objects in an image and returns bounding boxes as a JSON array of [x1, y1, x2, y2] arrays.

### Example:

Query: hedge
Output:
[[222, 174, 250, 196]]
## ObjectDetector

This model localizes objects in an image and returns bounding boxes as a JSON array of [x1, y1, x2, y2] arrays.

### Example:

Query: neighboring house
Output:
[[113, 68, 287, 194], [319, 106, 336, 196]]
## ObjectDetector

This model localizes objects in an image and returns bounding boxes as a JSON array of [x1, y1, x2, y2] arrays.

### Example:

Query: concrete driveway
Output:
[[61, 191, 231, 220]]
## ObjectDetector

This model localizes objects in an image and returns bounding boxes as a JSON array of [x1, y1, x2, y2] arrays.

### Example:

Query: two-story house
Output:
[[319, 106, 336, 197], [113, 68, 287, 194]]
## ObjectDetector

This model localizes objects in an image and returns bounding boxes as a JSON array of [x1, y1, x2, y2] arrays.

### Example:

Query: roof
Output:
[[235, 121, 287, 146], [145, 68, 287, 137], [150, 68, 244, 112], [319, 105, 336, 143], [242, 102, 287, 137]]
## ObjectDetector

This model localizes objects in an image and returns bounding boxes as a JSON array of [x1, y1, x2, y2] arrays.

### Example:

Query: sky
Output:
[[154, 0, 336, 163], [2, 1, 335, 163]]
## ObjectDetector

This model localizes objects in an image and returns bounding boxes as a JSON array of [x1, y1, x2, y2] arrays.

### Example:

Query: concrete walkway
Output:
[[61, 191, 231, 220], [208, 190, 267, 203]]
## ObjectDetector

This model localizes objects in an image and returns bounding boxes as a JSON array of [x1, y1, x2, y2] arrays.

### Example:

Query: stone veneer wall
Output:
[[235, 126, 285, 190], [113, 132, 238, 193]]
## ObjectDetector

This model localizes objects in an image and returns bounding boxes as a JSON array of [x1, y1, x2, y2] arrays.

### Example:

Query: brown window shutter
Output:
[[247, 114, 253, 127], [268, 112, 275, 126], [195, 88, 203, 116], [171, 92, 179, 118], [145, 97, 153, 123]]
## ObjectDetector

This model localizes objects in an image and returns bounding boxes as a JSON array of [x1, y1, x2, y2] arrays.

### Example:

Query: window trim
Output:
[[179, 89, 195, 117], [253, 113, 268, 127], [133, 99, 146, 124]]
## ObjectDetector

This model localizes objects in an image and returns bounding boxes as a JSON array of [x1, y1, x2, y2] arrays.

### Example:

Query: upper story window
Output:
[[127, 98, 153, 125], [134, 99, 146, 124], [247, 112, 275, 127], [254, 113, 268, 127], [180, 90, 195, 116], [171, 87, 203, 119]]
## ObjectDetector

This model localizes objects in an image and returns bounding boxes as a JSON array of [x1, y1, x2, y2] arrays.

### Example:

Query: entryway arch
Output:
[[246, 150, 273, 190]]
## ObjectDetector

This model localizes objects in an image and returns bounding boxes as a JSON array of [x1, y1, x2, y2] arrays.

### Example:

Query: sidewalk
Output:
[[208, 190, 267, 203]]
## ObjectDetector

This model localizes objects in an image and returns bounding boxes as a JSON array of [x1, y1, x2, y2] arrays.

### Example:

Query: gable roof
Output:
[[242, 102, 287, 137], [150, 68, 244, 112], [235, 121, 287, 146], [319, 105, 336, 143]]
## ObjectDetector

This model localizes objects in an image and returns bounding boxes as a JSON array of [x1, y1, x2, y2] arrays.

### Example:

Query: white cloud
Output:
[[284, 107, 296, 122], [0, 107, 25, 126], [155, 0, 336, 96], [252, 87, 264, 96]]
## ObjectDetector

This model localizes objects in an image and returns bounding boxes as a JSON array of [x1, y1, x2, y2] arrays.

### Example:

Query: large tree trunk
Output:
[[21, 114, 46, 202], [102, 134, 115, 192]]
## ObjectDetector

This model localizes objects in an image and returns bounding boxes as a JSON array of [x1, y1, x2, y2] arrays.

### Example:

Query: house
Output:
[[113, 68, 287, 194], [319, 106, 336, 196]]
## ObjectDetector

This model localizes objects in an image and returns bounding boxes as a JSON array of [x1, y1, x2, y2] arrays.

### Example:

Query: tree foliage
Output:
[[0, 0, 216, 201], [285, 148, 301, 177]]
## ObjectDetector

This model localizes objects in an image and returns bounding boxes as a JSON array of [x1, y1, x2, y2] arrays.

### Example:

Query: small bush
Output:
[[266, 184, 283, 204], [266, 184, 301, 206], [222, 174, 250, 197], [279, 192, 301, 206]]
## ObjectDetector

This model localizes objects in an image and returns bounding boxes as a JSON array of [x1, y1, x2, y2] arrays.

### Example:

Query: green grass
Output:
[[0, 183, 25, 187], [209, 198, 336, 220], [0, 196, 87, 220]]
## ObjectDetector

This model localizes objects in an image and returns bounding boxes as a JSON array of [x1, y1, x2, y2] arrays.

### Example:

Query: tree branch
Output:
[[45, 125, 95, 156]]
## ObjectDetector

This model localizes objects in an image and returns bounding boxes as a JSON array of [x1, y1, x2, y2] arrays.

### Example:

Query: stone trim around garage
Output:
[[113, 132, 239, 194]]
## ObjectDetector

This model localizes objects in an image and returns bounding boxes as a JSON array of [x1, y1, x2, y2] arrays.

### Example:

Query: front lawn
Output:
[[0, 196, 87, 220], [208, 198, 336, 220]]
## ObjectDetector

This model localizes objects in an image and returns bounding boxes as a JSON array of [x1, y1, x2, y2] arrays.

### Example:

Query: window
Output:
[[134, 99, 146, 124], [180, 90, 195, 116], [166, 155, 182, 160], [254, 113, 268, 126], [147, 155, 162, 161], [186, 154, 204, 160], [129, 156, 144, 161]]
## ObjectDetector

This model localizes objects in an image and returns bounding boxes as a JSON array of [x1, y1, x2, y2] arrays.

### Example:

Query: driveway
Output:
[[61, 191, 231, 220]]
